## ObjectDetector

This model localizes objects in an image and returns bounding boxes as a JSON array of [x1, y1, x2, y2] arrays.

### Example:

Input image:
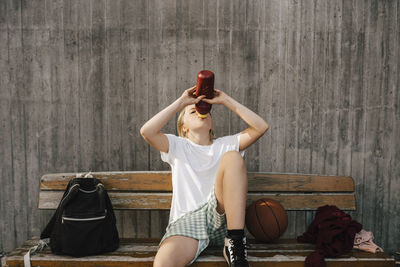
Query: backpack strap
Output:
[[24, 239, 49, 267], [97, 183, 105, 212], [25, 179, 81, 267], [40, 182, 80, 239]]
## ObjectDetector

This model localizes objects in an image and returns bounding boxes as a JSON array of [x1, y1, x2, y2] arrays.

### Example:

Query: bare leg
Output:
[[153, 236, 199, 267], [214, 151, 248, 229]]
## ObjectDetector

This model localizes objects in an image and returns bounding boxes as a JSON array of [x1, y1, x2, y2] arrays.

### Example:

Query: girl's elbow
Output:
[[139, 127, 146, 137], [261, 123, 269, 134], [140, 127, 150, 138], [253, 124, 268, 137]]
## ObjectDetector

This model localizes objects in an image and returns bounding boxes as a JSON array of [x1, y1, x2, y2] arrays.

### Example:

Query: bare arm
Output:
[[225, 96, 269, 151], [140, 86, 206, 153], [202, 89, 269, 151]]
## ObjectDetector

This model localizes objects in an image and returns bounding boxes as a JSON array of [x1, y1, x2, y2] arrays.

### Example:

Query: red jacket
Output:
[[297, 205, 362, 267]]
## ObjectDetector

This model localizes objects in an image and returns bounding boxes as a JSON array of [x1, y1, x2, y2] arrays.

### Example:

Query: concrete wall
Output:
[[0, 0, 399, 254]]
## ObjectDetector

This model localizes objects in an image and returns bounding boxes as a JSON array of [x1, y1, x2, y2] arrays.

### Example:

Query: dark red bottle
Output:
[[195, 70, 215, 118]]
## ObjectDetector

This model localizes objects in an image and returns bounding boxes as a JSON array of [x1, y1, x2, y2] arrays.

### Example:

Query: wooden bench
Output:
[[5, 171, 396, 267]]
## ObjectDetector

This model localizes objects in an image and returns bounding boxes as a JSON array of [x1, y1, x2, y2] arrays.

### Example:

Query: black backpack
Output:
[[40, 175, 120, 257]]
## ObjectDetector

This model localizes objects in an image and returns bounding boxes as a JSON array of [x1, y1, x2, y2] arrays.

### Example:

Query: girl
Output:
[[140, 86, 269, 267]]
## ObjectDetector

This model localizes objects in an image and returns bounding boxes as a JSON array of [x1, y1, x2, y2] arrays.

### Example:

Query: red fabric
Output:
[[297, 205, 363, 267], [305, 251, 326, 267]]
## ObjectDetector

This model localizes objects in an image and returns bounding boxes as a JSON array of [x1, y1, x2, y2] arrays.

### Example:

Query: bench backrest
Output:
[[38, 171, 356, 211]]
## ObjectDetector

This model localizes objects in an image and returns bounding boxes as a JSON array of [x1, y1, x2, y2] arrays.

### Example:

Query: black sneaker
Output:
[[223, 236, 250, 267]]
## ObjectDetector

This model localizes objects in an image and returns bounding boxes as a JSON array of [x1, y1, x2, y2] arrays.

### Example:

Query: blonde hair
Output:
[[177, 107, 216, 140]]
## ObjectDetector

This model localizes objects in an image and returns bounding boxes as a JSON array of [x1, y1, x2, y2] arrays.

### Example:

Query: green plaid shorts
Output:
[[159, 186, 227, 265]]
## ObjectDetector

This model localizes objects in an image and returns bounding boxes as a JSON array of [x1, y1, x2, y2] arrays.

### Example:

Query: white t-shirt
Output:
[[160, 132, 245, 224]]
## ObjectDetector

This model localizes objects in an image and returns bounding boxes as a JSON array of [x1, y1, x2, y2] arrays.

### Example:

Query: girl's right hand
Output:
[[179, 86, 206, 107]]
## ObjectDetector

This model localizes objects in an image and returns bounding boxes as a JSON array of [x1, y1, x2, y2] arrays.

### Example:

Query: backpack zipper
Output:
[[62, 210, 107, 224], [79, 188, 97, 193], [59, 184, 80, 208]]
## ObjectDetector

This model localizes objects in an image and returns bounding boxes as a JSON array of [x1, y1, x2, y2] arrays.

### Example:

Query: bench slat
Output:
[[40, 172, 354, 192], [40, 171, 172, 191], [39, 191, 356, 210], [248, 173, 354, 192], [6, 237, 395, 267]]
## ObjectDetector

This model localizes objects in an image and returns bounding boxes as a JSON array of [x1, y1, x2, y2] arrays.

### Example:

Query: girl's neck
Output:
[[187, 131, 213, 146]]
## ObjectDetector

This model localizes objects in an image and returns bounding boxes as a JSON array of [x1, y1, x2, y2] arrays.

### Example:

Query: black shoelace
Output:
[[229, 238, 249, 264]]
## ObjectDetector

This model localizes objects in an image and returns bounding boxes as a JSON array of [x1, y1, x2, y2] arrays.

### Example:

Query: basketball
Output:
[[245, 198, 288, 242]]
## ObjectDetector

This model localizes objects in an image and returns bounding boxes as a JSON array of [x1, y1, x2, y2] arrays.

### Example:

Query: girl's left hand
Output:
[[201, 89, 230, 106]]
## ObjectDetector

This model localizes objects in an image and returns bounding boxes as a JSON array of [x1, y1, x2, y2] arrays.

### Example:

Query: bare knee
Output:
[[153, 258, 173, 267], [153, 236, 198, 267], [154, 258, 179, 267], [154, 250, 190, 267], [221, 151, 245, 168], [153, 252, 167, 267], [154, 253, 187, 267]]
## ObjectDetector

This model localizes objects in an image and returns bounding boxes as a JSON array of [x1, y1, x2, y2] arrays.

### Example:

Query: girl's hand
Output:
[[201, 89, 230, 106], [179, 86, 207, 107]]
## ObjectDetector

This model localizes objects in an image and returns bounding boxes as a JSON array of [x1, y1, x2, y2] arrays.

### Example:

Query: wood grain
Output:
[[38, 191, 356, 210], [40, 171, 354, 192], [5, 237, 395, 267]]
